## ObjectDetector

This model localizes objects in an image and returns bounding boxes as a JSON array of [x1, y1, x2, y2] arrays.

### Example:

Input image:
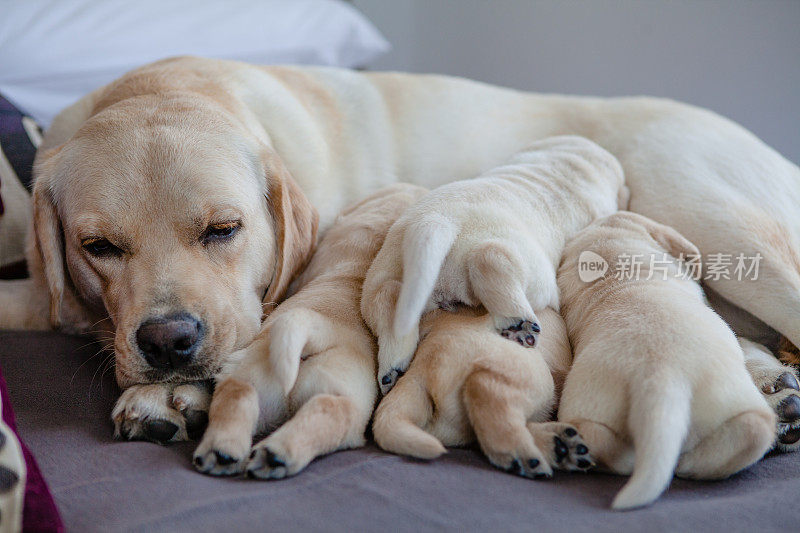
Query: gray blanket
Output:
[[0, 330, 796, 532]]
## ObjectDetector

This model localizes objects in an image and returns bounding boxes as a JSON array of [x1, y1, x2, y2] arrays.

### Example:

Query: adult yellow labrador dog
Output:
[[1, 56, 799, 448]]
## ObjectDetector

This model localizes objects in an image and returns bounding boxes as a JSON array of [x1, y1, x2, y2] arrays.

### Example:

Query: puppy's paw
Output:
[[758, 370, 800, 451], [529, 422, 594, 472], [379, 367, 405, 395], [193, 431, 251, 477], [483, 446, 554, 480], [245, 438, 305, 480], [498, 318, 540, 348], [112, 382, 211, 444]]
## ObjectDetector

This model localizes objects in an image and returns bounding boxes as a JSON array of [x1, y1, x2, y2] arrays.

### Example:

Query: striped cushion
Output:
[[0, 94, 38, 277]]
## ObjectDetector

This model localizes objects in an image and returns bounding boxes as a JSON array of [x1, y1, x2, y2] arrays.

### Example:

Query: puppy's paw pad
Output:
[[531, 422, 595, 472], [192, 448, 247, 476], [499, 319, 539, 348], [495, 455, 553, 480], [246, 447, 290, 480], [757, 370, 800, 451], [379, 368, 405, 395]]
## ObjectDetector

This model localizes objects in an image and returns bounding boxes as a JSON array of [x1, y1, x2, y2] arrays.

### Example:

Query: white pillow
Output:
[[0, 0, 389, 127]]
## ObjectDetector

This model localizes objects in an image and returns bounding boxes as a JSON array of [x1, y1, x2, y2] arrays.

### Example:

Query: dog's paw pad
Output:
[[762, 372, 800, 394], [142, 419, 179, 444], [500, 319, 540, 348], [246, 447, 289, 480], [379, 368, 405, 395], [552, 426, 594, 472], [758, 370, 800, 451], [192, 447, 247, 476], [504, 457, 553, 480], [530, 422, 594, 472]]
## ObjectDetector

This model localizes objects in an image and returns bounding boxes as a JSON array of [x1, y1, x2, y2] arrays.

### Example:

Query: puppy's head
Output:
[[32, 94, 317, 387]]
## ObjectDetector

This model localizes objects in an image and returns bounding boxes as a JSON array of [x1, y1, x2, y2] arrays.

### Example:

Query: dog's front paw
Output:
[[245, 436, 309, 480], [379, 367, 405, 395], [758, 370, 800, 451], [498, 318, 540, 347], [112, 382, 211, 444], [529, 422, 594, 472], [193, 432, 251, 477], [483, 446, 554, 480]]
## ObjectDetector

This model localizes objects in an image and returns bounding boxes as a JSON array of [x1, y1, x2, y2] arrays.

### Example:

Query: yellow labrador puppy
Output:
[[557, 212, 776, 510], [363, 136, 626, 393], [373, 306, 592, 479], [193, 184, 427, 478], [0, 57, 797, 448]]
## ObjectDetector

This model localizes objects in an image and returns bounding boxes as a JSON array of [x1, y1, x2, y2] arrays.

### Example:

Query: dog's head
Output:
[[31, 93, 317, 387]]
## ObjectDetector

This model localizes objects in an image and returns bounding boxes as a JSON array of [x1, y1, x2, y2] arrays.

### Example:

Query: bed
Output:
[[1, 329, 798, 531]]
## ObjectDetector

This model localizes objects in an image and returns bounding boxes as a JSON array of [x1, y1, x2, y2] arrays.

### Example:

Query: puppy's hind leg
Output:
[[462, 356, 578, 479], [365, 278, 426, 395], [676, 408, 775, 480], [373, 374, 446, 459], [467, 242, 544, 347]]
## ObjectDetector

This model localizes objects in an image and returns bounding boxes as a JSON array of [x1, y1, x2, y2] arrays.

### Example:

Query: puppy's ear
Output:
[[30, 147, 93, 330], [262, 153, 319, 314], [635, 213, 700, 261]]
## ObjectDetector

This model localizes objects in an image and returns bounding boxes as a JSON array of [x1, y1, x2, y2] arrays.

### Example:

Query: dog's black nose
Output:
[[135, 313, 203, 369]]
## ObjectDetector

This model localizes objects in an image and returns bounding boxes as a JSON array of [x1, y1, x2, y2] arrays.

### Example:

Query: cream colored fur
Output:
[[362, 136, 626, 393], [193, 184, 427, 478], [557, 212, 776, 510], [373, 306, 591, 479], [0, 57, 796, 449]]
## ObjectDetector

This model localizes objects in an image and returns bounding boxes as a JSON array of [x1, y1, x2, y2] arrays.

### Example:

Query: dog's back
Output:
[[557, 212, 775, 510]]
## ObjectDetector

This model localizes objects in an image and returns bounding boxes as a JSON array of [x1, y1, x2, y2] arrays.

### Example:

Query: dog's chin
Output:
[[140, 364, 221, 385]]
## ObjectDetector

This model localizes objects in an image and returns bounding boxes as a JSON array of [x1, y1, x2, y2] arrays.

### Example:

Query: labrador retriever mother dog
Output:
[[1, 56, 799, 449]]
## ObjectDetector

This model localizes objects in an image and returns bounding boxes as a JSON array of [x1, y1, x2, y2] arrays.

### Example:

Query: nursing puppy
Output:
[[193, 184, 427, 478], [557, 212, 776, 510], [3, 57, 800, 449], [363, 136, 626, 393], [373, 306, 592, 479]]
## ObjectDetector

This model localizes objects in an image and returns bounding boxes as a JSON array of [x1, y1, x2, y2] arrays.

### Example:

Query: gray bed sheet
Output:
[[1, 330, 798, 532]]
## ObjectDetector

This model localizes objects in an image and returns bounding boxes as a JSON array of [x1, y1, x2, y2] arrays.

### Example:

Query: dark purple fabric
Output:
[[0, 94, 37, 192], [0, 368, 64, 532]]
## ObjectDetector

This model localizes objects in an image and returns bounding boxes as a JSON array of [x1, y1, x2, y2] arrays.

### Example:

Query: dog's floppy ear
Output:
[[261, 153, 319, 314], [633, 212, 700, 261], [30, 147, 93, 331]]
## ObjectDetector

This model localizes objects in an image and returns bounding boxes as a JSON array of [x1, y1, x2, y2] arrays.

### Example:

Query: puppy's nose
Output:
[[135, 313, 203, 369]]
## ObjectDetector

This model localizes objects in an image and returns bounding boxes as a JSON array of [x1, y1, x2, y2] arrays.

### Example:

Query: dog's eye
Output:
[[202, 221, 240, 245], [82, 238, 121, 258]]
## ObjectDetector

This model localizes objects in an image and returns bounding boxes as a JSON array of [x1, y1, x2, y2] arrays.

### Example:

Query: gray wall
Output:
[[354, 0, 800, 164]]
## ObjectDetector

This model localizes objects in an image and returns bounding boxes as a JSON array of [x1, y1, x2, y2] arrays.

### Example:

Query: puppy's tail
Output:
[[612, 379, 691, 511], [373, 376, 446, 460], [393, 215, 458, 338], [268, 309, 336, 394]]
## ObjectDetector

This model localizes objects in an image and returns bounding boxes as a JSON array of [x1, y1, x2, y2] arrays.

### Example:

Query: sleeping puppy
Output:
[[363, 135, 627, 393], [372, 305, 593, 479], [193, 184, 427, 478], [4, 57, 800, 449], [557, 212, 776, 510]]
